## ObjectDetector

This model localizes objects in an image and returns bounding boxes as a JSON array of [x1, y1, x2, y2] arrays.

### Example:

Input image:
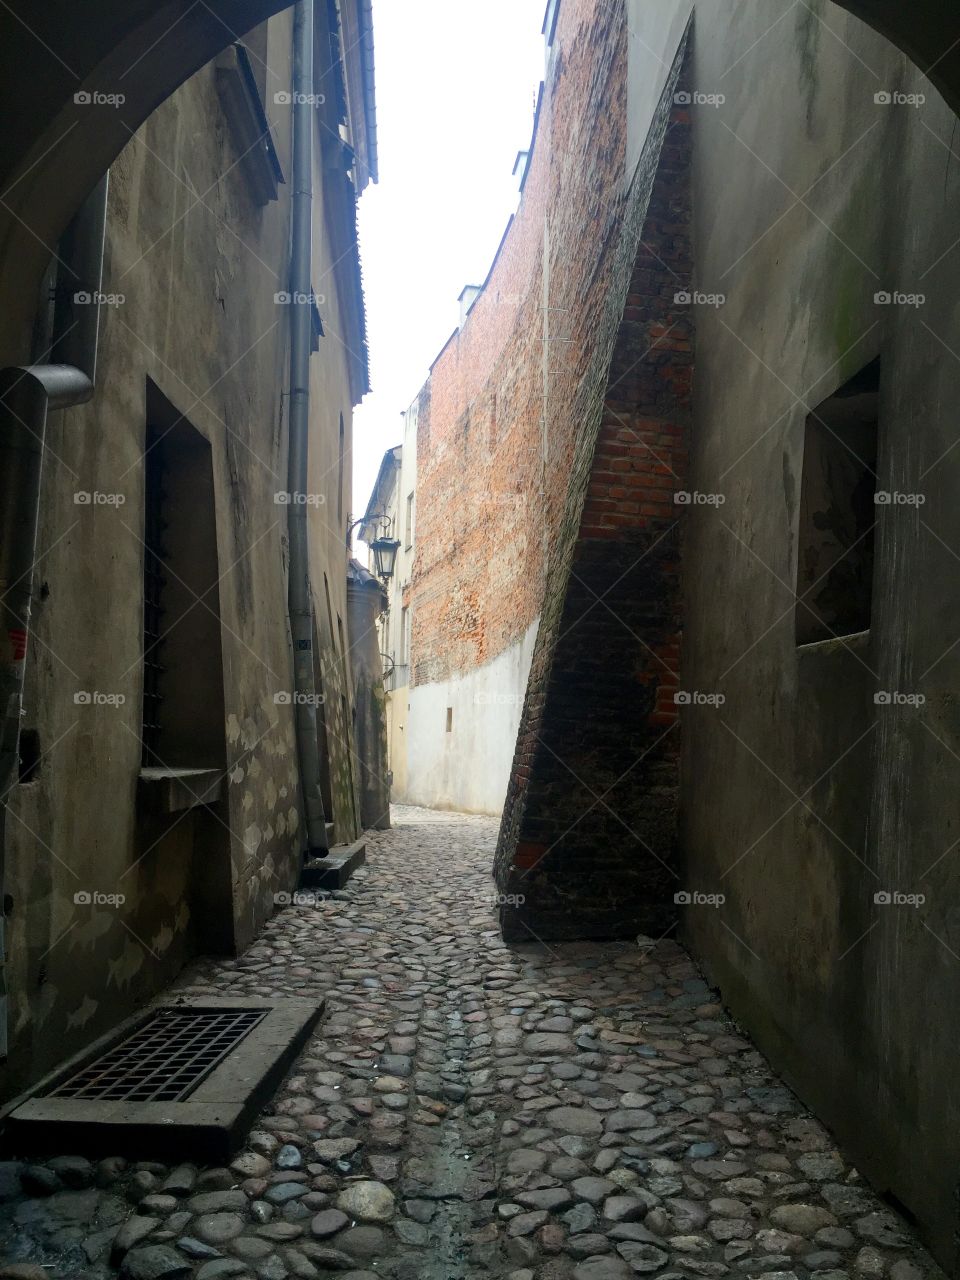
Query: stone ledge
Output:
[[137, 767, 223, 814]]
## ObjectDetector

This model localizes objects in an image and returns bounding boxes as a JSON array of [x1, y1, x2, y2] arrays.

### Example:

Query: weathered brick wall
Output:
[[408, 0, 693, 937], [495, 48, 694, 941], [411, 0, 630, 689]]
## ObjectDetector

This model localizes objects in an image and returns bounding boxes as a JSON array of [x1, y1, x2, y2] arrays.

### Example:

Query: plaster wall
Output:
[[386, 681, 410, 803], [406, 619, 538, 816], [669, 1, 960, 1267], [1, 12, 365, 1101]]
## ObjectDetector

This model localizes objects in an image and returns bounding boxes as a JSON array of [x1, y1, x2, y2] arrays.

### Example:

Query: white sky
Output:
[[351, 0, 546, 521]]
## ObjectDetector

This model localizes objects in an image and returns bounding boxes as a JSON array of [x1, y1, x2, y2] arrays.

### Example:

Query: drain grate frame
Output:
[[48, 1006, 269, 1103], [4, 997, 323, 1160]]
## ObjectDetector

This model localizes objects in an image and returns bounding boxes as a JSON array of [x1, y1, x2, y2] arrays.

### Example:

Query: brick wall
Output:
[[408, 0, 693, 937], [411, 0, 629, 690], [495, 49, 694, 941]]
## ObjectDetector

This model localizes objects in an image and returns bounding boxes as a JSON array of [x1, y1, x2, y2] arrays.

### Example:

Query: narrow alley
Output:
[[0, 809, 939, 1280]]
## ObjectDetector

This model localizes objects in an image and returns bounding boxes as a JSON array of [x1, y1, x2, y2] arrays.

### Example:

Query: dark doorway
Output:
[[138, 380, 233, 955], [142, 381, 227, 769], [795, 358, 880, 646]]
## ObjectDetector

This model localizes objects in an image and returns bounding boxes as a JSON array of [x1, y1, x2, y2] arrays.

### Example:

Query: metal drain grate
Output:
[[48, 1007, 268, 1103]]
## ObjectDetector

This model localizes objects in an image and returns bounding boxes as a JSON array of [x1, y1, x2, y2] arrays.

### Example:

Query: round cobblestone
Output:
[[0, 809, 944, 1279]]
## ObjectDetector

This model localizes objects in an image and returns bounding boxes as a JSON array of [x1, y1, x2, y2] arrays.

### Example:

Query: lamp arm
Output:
[[347, 511, 392, 543]]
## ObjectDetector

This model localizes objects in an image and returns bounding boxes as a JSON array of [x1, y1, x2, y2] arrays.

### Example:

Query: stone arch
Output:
[[0, 0, 292, 365], [832, 0, 960, 116]]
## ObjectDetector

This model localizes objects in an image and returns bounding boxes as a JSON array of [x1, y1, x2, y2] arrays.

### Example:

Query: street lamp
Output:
[[370, 533, 401, 581], [348, 512, 401, 583]]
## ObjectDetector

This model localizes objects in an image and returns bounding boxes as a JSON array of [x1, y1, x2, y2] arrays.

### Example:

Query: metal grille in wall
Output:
[[48, 1007, 268, 1103]]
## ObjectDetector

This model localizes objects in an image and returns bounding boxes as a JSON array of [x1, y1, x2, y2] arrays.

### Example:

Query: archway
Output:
[[837, 0, 960, 116], [0, 0, 956, 365], [0, 0, 293, 365]]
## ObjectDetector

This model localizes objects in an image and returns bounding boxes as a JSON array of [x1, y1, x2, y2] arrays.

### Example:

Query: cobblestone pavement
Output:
[[0, 807, 944, 1280]]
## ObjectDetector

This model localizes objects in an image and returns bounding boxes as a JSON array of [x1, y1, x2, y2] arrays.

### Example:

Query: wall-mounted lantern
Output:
[[370, 533, 401, 581], [349, 511, 401, 583]]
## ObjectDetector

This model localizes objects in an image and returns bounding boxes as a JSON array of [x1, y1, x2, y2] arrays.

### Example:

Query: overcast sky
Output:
[[351, 0, 546, 523]]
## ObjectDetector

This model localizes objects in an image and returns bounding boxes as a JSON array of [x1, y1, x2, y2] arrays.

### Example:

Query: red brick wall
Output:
[[408, 0, 694, 941], [496, 88, 694, 939], [410, 0, 628, 687]]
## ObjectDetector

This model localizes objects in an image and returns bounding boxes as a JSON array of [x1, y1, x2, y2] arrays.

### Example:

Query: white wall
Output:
[[625, 0, 693, 189], [405, 618, 539, 815]]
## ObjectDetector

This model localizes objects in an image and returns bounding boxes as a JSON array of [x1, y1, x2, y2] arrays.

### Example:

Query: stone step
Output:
[[300, 838, 366, 890]]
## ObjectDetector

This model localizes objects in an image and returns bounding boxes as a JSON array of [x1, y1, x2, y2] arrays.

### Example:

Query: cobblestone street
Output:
[[0, 808, 942, 1280]]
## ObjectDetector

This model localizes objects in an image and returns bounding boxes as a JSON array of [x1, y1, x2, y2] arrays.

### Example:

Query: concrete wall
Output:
[[405, 619, 538, 815], [1, 10, 368, 1101], [673, 2, 960, 1267]]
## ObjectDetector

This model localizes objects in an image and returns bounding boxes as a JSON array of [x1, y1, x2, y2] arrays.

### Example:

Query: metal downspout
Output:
[[0, 173, 109, 1056], [287, 0, 329, 856]]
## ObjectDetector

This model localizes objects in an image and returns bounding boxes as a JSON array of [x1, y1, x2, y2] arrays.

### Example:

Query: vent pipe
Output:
[[285, 0, 330, 856]]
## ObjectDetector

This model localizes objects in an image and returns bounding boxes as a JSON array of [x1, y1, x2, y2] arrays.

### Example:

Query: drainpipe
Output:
[[0, 173, 109, 1055], [286, 0, 329, 856]]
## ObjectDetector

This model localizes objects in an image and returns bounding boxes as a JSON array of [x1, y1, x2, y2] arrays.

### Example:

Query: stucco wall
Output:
[[673, 1, 960, 1268], [1, 12, 364, 1101], [625, 0, 693, 187], [386, 679, 409, 802]]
